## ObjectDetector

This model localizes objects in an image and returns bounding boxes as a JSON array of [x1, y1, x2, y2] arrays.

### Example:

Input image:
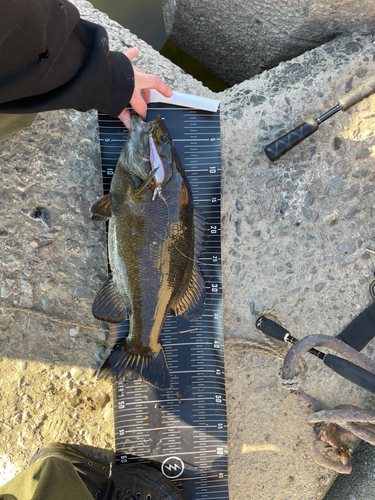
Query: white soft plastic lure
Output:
[[148, 133, 165, 200]]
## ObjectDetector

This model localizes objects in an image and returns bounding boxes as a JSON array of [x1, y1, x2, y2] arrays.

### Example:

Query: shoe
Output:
[[30, 442, 185, 500]]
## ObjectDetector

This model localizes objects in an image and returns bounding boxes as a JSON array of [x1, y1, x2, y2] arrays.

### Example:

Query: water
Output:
[[91, 0, 167, 50], [90, 0, 229, 92]]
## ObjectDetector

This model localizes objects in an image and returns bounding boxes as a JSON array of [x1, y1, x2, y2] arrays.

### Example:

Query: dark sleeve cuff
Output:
[[95, 52, 135, 117], [0, 6, 135, 118]]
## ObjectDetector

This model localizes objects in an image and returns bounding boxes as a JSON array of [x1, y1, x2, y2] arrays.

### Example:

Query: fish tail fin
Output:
[[97, 339, 171, 390]]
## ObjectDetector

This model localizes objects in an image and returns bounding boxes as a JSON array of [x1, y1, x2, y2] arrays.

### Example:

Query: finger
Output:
[[140, 88, 150, 104], [130, 92, 148, 120], [122, 47, 139, 62], [132, 64, 146, 75], [144, 74, 173, 98], [118, 108, 131, 129], [133, 69, 173, 98]]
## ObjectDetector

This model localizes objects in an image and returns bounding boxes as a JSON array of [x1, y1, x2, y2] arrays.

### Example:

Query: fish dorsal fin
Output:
[[90, 193, 112, 218], [170, 209, 207, 319], [194, 209, 206, 259], [92, 277, 127, 323], [171, 264, 206, 320]]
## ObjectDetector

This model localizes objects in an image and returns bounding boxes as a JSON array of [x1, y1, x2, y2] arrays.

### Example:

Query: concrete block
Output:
[[220, 31, 375, 499], [162, 0, 375, 85]]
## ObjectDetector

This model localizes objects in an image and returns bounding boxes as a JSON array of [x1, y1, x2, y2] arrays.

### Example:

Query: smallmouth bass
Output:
[[90, 113, 206, 390]]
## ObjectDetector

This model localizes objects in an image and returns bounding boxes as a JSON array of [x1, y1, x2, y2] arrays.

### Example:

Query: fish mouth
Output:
[[126, 113, 169, 190], [131, 113, 165, 159], [130, 112, 162, 133]]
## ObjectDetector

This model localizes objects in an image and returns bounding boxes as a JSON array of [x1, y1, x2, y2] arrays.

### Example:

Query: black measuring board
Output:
[[97, 104, 228, 500]]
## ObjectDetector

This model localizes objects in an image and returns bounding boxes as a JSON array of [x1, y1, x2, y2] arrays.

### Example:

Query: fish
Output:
[[90, 112, 206, 390]]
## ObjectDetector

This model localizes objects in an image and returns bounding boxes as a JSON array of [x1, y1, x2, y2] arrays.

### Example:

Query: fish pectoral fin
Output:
[[90, 193, 113, 218], [171, 264, 206, 320], [130, 167, 159, 198], [97, 341, 171, 390], [90, 214, 108, 222], [92, 277, 127, 323]]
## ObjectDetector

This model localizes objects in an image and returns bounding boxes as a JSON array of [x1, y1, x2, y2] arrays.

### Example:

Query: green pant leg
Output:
[[0, 113, 38, 141], [0, 458, 93, 500]]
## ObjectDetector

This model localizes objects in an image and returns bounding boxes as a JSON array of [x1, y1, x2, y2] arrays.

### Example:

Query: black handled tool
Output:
[[256, 316, 375, 395], [264, 74, 375, 161]]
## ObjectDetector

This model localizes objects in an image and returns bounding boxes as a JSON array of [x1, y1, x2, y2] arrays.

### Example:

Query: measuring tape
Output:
[[98, 105, 229, 500]]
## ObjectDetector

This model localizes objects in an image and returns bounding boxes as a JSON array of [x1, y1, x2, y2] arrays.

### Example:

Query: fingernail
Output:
[[124, 118, 131, 129]]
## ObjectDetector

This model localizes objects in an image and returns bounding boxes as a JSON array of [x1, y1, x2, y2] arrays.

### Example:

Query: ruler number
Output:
[[210, 225, 217, 234], [217, 447, 224, 455], [118, 401, 125, 410], [107, 169, 114, 176], [218, 423, 224, 429], [209, 166, 216, 174], [120, 455, 128, 464], [215, 395, 222, 403], [211, 283, 219, 293]]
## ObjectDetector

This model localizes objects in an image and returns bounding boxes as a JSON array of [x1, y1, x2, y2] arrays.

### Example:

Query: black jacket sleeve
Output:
[[0, 0, 134, 117]]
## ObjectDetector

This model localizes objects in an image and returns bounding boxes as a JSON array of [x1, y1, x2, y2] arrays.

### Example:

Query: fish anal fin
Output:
[[171, 264, 206, 320], [97, 341, 170, 390], [90, 193, 112, 218], [92, 277, 127, 323]]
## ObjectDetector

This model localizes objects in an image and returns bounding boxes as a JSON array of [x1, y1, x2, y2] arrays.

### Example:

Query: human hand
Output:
[[118, 47, 173, 128]]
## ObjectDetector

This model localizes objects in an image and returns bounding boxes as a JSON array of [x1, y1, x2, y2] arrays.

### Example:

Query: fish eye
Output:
[[161, 135, 168, 144]]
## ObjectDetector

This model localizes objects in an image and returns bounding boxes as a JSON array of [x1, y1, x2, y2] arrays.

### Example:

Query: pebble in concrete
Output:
[[336, 238, 357, 255]]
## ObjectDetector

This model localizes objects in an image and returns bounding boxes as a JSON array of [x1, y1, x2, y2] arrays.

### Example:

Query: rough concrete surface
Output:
[[162, 0, 375, 85], [0, 1, 375, 500], [0, 108, 116, 484], [219, 31, 375, 499]]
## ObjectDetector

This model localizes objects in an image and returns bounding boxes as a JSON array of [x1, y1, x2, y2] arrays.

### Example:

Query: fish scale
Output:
[[97, 104, 228, 500]]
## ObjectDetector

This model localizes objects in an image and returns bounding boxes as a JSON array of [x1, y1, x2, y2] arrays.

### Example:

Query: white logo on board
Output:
[[161, 456, 185, 479]]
